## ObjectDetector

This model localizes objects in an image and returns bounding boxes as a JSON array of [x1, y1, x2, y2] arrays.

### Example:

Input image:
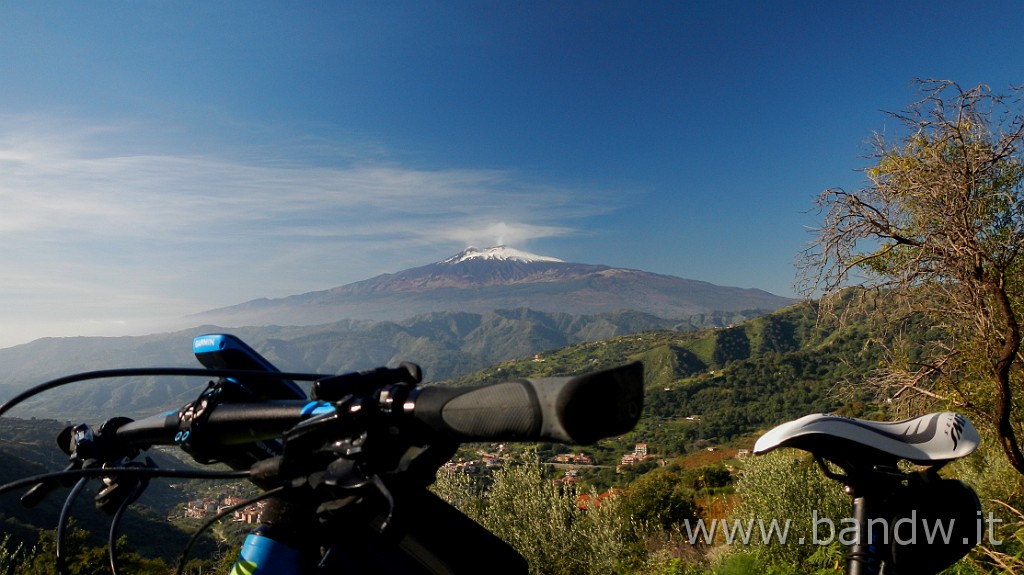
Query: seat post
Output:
[[846, 486, 884, 575]]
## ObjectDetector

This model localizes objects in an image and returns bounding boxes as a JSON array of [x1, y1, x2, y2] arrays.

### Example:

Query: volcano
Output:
[[190, 246, 794, 326]]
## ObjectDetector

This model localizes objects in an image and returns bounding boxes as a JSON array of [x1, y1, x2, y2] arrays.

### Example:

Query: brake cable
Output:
[[0, 467, 252, 496], [107, 467, 151, 575], [55, 478, 88, 575], [0, 367, 327, 418]]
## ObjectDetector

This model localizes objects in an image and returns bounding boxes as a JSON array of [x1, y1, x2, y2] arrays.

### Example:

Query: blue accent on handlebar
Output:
[[300, 401, 335, 417]]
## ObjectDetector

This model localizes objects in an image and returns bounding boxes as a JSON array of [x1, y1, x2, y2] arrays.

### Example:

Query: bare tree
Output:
[[801, 80, 1024, 473]]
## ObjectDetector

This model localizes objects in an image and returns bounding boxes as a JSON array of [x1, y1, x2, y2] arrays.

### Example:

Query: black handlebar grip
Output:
[[408, 361, 643, 445]]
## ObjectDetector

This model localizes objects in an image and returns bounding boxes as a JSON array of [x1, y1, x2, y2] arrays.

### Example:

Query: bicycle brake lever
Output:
[[312, 362, 422, 401], [21, 423, 97, 508], [20, 461, 81, 508], [95, 457, 157, 515]]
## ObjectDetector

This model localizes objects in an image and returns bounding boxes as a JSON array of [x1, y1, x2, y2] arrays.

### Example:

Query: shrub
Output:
[[728, 451, 847, 568]]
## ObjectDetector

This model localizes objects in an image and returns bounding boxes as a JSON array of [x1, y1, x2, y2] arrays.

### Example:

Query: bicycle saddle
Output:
[[753, 412, 979, 465]]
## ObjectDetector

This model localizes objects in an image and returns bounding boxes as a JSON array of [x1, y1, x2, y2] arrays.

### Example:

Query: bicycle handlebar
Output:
[[112, 361, 645, 450], [1, 347, 645, 575], [113, 402, 321, 447]]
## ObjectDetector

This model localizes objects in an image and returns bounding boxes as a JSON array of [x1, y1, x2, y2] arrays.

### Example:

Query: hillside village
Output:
[[178, 442, 665, 525], [441, 442, 656, 475], [183, 496, 266, 525]]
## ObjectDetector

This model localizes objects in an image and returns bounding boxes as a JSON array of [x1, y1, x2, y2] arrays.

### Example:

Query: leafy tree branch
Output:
[[801, 79, 1024, 473]]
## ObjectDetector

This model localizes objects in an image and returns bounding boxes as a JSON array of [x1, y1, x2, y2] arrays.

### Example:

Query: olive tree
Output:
[[801, 80, 1024, 473], [433, 451, 627, 575], [731, 451, 848, 568], [0, 534, 26, 575]]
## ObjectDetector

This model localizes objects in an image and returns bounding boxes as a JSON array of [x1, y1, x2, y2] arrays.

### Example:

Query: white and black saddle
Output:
[[754, 412, 979, 465]]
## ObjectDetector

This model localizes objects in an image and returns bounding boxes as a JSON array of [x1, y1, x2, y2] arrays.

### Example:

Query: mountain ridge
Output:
[[191, 246, 794, 326], [0, 307, 768, 420], [0, 247, 794, 420]]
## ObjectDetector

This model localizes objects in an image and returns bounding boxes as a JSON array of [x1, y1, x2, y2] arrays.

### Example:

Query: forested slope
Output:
[[447, 297, 915, 455]]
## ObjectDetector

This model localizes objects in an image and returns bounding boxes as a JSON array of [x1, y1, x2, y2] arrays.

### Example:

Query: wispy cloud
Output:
[[0, 116, 619, 346], [429, 221, 575, 247]]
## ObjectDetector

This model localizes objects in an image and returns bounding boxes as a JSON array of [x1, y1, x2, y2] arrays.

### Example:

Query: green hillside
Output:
[[0, 308, 765, 421], [446, 299, 894, 456]]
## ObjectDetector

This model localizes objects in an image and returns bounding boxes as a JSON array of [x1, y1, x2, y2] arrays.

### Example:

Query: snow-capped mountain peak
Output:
[[441, 245, 565, 265], [193, 244, 796, 326]]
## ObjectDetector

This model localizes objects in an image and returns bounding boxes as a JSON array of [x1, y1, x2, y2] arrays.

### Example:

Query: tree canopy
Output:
[[802, 80, 1024, 473]]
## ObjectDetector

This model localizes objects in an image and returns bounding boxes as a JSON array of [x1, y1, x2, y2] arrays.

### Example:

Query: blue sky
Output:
[[1, 1, 1022, 347]]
